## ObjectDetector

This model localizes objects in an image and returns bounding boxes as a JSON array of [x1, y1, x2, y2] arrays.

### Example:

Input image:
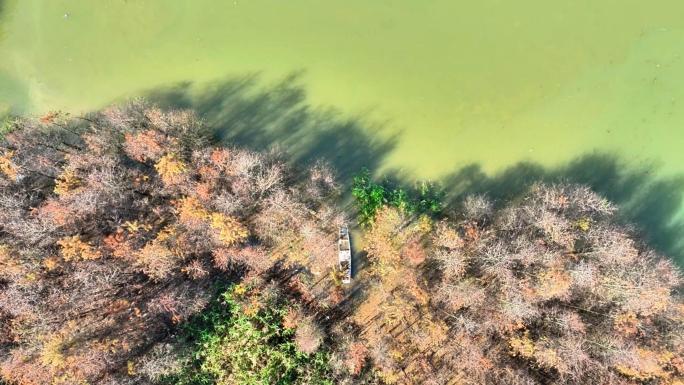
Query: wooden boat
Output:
[[338, 226, 352, 284]]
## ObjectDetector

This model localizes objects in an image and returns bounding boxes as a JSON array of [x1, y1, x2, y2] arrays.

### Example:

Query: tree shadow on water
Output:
[[144, 72, 398, 185], [142, 73, 684, 265], [441, 153, 684, 266], [0, 0, 14, 46]]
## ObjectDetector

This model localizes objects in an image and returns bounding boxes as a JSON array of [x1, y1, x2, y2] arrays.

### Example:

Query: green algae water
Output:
[[1, 0, 684, 261]]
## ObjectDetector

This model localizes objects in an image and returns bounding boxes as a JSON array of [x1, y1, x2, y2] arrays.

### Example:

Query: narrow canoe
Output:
[[338, 226, 352, 283]]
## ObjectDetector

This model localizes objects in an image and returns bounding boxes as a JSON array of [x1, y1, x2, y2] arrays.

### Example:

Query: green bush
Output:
[[0, 114, 17, 140], [160, 285, 333, 385], [352, 168, 442, 226], [352, 169, 388, 226]]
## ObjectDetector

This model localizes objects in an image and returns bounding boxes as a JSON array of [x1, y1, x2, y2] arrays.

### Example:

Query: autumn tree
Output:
[[0, 101, 347, 385], [354, 183, 683, 385]]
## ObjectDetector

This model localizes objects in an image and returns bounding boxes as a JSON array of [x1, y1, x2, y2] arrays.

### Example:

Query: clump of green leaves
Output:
[[352, 169, 388, 226], [415, 180, 443, 215], [160, 285, 333, 385], [352, 168, 442, 226], [0, 114, 18, 140]]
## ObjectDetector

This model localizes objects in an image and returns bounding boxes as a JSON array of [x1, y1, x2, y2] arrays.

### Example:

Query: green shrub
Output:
[[352, 168, 387, 226], [0, 114, 17, 140], [160, 285, 333, 385], [352, 168, 442, 226], [415, 180, 442, 215]]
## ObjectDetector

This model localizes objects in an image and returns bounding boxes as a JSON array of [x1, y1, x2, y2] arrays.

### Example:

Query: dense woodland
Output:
[[0, 103, 681, 385]]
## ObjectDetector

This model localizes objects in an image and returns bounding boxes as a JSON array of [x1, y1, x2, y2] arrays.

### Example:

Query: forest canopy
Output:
[[0, 103, 681, 385]]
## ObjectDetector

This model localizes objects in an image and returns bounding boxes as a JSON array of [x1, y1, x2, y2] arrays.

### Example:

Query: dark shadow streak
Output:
[[0, 0, 11, 40], [143, 72, 398, 186], [437, 153, 684, 266], [142, 74, 684, 266]]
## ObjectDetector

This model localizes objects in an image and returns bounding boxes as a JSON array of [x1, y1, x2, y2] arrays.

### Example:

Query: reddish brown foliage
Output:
[[123, 129, 168, 162], [347, 342, 369, 376], [0, 102, 345, 385], [2, 102, 682, 385], [402, 237, 427, 265], [356, 185, 683, 385]]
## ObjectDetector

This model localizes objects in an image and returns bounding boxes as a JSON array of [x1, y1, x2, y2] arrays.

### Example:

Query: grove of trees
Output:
[[0, 103, 681, 384], [354, 185, 683, 384], [0, 103, 347, 385]]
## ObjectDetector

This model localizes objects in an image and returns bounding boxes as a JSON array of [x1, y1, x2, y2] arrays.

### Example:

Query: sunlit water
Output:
[[1, 0, 684, 262]]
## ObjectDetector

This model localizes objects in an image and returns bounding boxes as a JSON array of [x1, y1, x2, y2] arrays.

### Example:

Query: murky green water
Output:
[[1, 0, 684, 261]]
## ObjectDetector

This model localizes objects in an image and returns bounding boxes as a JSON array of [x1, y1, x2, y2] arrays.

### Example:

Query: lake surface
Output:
[[1, 0, 684, 262]]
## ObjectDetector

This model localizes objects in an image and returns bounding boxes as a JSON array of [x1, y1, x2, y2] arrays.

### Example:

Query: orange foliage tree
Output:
[[0, 101, 347, 385], [355, 185, 683, 385]]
